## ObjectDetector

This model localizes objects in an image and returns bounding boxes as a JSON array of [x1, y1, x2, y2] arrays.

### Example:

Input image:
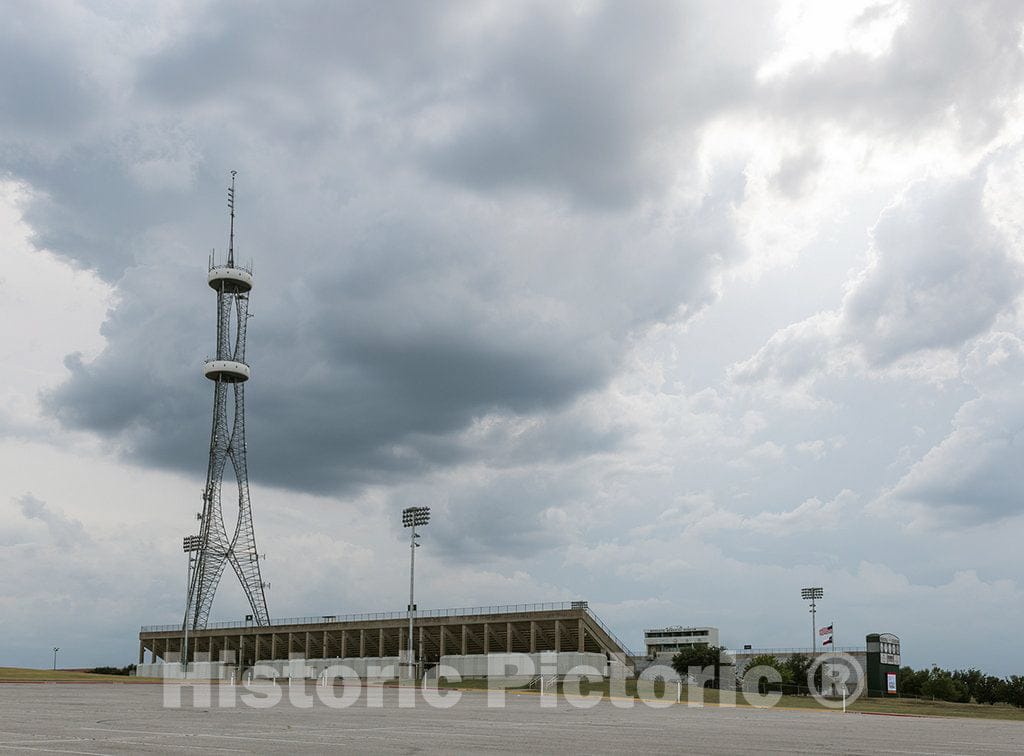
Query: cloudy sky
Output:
[[2, 0, 1023, 673]]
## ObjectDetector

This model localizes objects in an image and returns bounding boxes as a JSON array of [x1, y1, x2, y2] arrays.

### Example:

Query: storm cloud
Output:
[[3, 0, 1024, 673]]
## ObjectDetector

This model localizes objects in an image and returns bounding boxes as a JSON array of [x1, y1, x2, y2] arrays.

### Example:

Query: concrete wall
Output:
[[438, 652, 609, 680], [137, 657, 404, 681], [732, 650, 866, 677], [301, 657, 402, 680], [732, 650, 867, 696], [138, 651, 614, 682], [137, 662, 232, 680]]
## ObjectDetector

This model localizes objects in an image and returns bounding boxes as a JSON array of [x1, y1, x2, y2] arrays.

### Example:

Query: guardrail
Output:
[[141, 600, 588, 633], [584, 607, 640, 657]]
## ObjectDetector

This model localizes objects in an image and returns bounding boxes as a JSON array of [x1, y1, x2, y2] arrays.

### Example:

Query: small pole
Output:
[[676, 680, 682, 703], [52, 647, 59, 671]]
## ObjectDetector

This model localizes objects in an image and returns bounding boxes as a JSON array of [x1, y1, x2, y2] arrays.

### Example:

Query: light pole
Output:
[[402, 506, 430, 680], [52, 647, 59, 671], [801, 587, 823, 652], [182, 535, 202, 677]]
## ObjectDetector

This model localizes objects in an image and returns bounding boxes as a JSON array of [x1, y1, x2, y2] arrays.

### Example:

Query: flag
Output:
[[822, 635, 833, 646], [819, 624, 833, 636]]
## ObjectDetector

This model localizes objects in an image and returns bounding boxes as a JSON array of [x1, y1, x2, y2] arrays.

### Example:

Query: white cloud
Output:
[[732, 155, 1024, 388], [842, 171, 1022, 366], [878, 332, 1024, 526]]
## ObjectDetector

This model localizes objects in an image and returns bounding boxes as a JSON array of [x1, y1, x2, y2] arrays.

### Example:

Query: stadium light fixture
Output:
[[801, 587, 824, 651], [182, 535, 202, 676], [402, 506, 431, 679]]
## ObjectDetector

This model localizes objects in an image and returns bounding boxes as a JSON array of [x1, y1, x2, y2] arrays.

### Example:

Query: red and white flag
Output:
[[822, 635, 833, 646], [819, 624, 833, 636]]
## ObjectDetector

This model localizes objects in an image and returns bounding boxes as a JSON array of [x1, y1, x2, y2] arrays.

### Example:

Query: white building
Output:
[[644, 626, 719, 656]]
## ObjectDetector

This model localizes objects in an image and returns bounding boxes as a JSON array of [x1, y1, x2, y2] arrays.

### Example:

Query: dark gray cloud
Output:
[[431, 472, 583, 561], [20, 2, 756, 495], [42, 166, 747, 493], [0, 2, 99, 139], [8, 0, 1024, 673], [419, 2, 768, 207], [11, 0, 1023, 524]]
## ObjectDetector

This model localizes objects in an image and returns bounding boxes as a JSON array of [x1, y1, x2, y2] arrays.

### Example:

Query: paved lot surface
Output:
[[1, 683, 1023, 754]]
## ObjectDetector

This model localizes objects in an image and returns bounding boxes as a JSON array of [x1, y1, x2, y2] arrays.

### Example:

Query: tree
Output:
[[898, 666, 927, 697], [974, 675, 1008, 705], [1005, 676, 1024, 708], [896, 664, 1023, 707], [783, 654, 815, 695], [952, 668, 985, 702], [671, 645, 727, 687], [921, 668, 969, 703], [742, 654, 787, 694]]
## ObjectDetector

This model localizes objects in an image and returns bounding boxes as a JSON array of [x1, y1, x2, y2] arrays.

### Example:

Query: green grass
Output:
[[843, 695, 1024, 721], [433, 678, 1024, 721], [0, 667, 161, 683], [4, 668, 1021, 721]]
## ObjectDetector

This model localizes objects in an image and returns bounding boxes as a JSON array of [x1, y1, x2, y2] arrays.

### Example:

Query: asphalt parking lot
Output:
[[1, 683, 1022, 754]]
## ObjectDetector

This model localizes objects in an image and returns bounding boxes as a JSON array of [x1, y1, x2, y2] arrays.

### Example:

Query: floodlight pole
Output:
[[402, 507, 430, 680], [809, 596, 816, 651], [801, 587, 823, 652], [184, 552, 192, 677], [408, 520, 416, 678], [182, 535, 201, 678]]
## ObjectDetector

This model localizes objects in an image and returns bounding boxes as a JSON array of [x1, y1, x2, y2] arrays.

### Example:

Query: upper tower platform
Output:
[[207, 265, 253, 293]]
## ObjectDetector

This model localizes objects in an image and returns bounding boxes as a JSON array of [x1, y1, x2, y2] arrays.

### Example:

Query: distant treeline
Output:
[[89, 664, 136, 676], [899, 666, 1024, 707], [670, 647, 1024, 707]]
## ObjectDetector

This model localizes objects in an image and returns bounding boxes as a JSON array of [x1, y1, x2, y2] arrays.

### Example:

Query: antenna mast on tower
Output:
[[227, 170, 236, 267], [182, 172, 270, 644]]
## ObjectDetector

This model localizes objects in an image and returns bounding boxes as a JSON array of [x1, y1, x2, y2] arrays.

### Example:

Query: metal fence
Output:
[[726, 647, 864, 655]]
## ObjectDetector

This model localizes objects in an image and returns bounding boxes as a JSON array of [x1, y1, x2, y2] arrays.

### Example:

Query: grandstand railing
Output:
[[143, 600, 602, 634], [583, 606, 640, 657]]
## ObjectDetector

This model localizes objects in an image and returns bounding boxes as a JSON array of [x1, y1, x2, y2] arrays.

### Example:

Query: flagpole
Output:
[[831, 620, 836, 697]]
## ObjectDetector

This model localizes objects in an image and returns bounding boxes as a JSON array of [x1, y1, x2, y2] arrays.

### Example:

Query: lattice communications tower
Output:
[[183, 171, 270, 632]]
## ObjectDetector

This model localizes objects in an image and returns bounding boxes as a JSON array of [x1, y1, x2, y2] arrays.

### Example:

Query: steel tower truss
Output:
[[183, 172, 270, 632]]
